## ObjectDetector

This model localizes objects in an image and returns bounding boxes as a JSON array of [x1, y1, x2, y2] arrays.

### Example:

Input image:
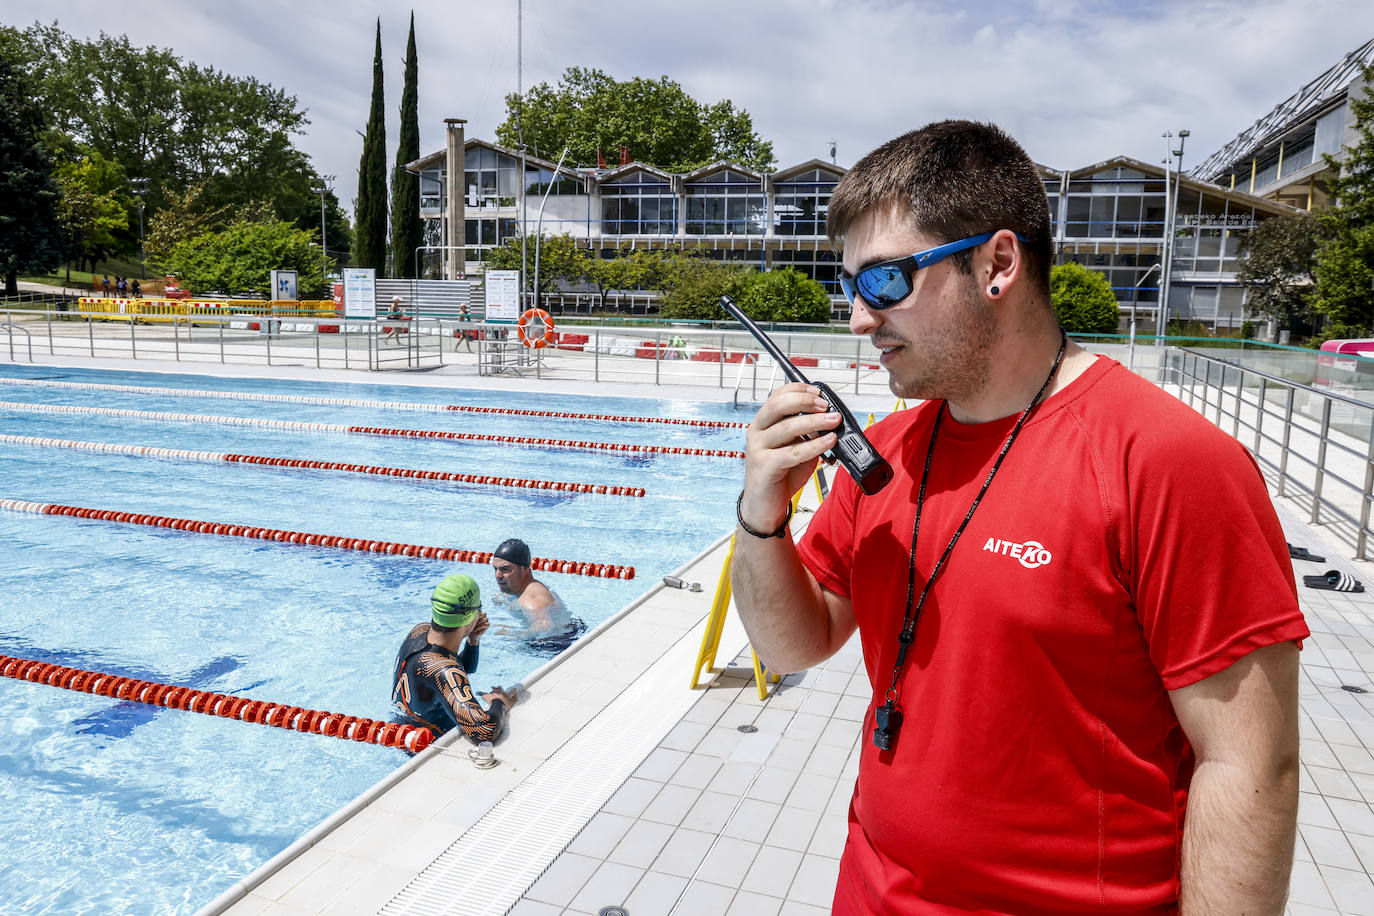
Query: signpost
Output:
[[342, 268, 376, 319], [269, 270, 298, 302], [484, 270, 521, 322]]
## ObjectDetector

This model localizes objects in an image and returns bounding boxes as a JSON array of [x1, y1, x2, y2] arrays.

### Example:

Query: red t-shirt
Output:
[[797, 356, 1308, 915]]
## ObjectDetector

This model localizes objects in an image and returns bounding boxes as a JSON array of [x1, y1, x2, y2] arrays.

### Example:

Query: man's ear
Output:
[[982, 229, 1022, 300]]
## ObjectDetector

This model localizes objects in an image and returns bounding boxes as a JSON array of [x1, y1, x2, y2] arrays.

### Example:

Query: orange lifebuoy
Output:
[[517, 308, 555, 349]]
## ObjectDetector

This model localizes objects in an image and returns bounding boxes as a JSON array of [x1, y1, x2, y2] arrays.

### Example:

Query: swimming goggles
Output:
[[838, 231, 1029, 309]]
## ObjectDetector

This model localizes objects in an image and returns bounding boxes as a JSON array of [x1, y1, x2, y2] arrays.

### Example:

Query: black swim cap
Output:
[[493, 538, 531, 567]]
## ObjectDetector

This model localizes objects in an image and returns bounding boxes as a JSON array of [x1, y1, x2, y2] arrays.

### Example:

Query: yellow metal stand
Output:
[[689, 484, 813, 700]]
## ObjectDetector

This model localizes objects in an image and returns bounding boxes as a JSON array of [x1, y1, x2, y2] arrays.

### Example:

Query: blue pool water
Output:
[[0, 365, 748, 915]]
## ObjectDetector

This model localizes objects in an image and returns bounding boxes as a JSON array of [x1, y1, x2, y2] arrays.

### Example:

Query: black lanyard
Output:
[[873, 329, 1067, 752]]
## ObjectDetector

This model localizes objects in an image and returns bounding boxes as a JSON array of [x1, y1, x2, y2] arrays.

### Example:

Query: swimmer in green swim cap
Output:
[[391, 573, 517, 740]]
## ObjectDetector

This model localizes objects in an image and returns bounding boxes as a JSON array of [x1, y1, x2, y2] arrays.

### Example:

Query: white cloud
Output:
[[5, 0, 1371, 204]]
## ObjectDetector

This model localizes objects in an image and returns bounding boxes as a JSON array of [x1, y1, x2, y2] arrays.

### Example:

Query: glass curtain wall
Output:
[[601, 172, 677, 235], [464, 147, 517, 208], [685, 170, 765, 235], [773, 169, 836, 236]]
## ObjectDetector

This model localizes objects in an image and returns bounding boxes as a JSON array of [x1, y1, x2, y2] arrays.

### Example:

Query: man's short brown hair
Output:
[[827, 120, 1052, 296]]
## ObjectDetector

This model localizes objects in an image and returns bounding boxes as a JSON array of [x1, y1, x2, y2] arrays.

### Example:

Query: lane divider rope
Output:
[[0, 402, 744, 460], [0, 434, 647, 497], [0, 376, 747, 429], [0, 654, 433, 753], [0, 498, 636, 579]]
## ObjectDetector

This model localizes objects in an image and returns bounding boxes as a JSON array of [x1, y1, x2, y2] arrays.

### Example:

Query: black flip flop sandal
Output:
[[1302, 570, 1364, 593]]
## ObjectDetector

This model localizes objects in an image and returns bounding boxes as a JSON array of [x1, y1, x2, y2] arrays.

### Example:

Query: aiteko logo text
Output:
[[982, 537, 1052, 569]]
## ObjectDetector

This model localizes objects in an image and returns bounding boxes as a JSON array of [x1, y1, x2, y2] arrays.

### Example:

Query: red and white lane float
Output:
[[0, 498, 636, 579], [0, 434, 647, 497], [0, 402, 745, 460], [0, 654, 434, 753], [0, 376, 747, 429]]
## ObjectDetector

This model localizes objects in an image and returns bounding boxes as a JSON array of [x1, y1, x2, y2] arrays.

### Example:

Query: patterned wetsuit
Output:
[[391, 623, 507, 740]]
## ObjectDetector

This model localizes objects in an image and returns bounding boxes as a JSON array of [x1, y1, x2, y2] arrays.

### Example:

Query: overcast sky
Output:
[[5, 0, 1374, 210]]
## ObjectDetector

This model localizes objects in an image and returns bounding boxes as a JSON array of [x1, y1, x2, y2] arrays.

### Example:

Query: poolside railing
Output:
[[1164, 347, 1374, 559], [1, 308, 442, 372]]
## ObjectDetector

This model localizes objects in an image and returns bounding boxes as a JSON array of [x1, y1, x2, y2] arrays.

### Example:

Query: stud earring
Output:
[[989, 286, 1000, 296]]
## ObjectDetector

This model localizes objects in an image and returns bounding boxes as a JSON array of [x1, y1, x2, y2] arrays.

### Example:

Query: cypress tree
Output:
[[354, 19, 388, 273], [0, 53, 65, 296], [390, 12, 422, 279]]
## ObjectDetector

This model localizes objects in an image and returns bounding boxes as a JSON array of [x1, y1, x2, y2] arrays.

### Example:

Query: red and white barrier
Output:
[[0, 434, 647, 497], [0, 401, 745, 459], [0, 654, 433, 753], [0, 377, 746, 429], [0, 498, 636, 579]]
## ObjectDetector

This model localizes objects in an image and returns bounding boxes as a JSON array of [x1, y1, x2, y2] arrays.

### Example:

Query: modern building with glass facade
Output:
[[408, 131, 1305, 330], [1194, 37, 1374, 211]]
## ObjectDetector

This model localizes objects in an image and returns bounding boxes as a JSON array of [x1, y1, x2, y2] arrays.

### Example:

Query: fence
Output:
[[2, 306, 442, 371], [1165, 347, 1374, 559]]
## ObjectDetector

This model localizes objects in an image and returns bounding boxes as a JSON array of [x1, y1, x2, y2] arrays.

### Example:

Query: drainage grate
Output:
[[377, 660, 704, 915]]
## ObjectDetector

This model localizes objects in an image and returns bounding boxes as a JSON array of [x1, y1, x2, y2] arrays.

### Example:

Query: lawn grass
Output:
[[21, 257, 153, 292]]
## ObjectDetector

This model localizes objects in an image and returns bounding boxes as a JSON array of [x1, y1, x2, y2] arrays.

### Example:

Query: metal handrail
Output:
[[1168, 347, 1374, 558], [1, 319, 33, 363]]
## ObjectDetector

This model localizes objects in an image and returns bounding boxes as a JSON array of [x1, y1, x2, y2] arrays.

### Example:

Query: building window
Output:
[[601, 172, 676, 235], [775, 169, 837, 237], [686, 170, 765, 235], [420, 169, 443, 210], [773, 248, 840, 295], [465, 146, 517, 209]]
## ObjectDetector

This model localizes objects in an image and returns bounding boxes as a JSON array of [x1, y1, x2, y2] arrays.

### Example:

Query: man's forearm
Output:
[[731, 534, 843, 673], [1179, 758, 1299, 914]]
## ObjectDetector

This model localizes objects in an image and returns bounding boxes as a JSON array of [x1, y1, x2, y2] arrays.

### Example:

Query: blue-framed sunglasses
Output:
[[838, 231, 1030, 309]]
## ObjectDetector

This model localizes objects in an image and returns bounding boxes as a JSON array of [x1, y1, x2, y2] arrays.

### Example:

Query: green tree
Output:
[[0, 52, 64, 295], [354, 20, 388, 273], [582, 249, 664, 311], [1314, 63, 1374, 340], [390, 13, 422, 278], [735, 267, 832, 323], [163, 219, 330, 298], [143, 182, 232, 266], [495, 67, 775, 172], [488, 233, 587, 297], [55, 151, 131, 277], [658, 254, 749, 319], [1050, 262, 1120, 334], [1236, 212, 1319, 334], [1, 22, 350, 260]]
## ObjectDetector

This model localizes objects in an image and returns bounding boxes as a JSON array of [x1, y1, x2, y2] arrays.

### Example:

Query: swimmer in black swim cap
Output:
[[490, 538, 585, 652]]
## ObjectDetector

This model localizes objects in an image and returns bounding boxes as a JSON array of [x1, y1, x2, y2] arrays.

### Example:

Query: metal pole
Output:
[[1358, 433, 1374, 560], [533, 147, 571, 314], [1160, 129, 1189, 339], [1312, 398, 1332, 524]]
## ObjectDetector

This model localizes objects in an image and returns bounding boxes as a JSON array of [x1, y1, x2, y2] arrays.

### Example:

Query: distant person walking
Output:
[[384, 295, 406, 344], [457, 302, 474, 352], [130, 279, 141, 299], [101, 275, 110, 298]]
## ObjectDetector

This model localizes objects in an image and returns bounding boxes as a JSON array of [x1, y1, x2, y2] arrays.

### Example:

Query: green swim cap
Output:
[[431, 573, 481, 628]]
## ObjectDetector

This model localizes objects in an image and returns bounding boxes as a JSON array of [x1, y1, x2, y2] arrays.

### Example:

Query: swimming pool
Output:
[[0, 365, 748, 915]]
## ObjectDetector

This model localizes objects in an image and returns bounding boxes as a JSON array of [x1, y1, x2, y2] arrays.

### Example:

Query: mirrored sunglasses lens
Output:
[[857, 266, 908, 308]]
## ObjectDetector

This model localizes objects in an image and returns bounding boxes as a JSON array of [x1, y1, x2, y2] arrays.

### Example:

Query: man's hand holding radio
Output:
[[739, 383, 841, 538]]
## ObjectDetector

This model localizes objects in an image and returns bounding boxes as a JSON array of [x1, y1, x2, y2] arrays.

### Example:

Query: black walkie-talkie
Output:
[[720, 296, 893, 495]]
